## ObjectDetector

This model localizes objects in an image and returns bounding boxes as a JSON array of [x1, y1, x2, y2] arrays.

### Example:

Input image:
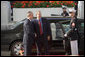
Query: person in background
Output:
[[61, 5, 69, 17], [64, 8, 79, 55], [33, 11, 51, 55]]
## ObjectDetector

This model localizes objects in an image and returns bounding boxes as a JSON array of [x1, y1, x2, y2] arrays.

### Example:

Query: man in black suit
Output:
[[33, 11, 51, 55], [23, 11, 35, 56], [61, 5, 69, 17], [64, 8, 79, 55]]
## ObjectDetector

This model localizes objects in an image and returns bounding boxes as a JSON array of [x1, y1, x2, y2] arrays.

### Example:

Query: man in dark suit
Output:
[[64, 8, 79, 55], [61, 5, 69, 17], [33, 11, 51, 55], [23, 11, 35, 56]]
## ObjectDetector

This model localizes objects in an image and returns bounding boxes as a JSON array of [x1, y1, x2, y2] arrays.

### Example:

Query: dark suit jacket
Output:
[[33, 18, 51, 37], [61, 11, 69, 17], [42, 18, 51, 37], [23, 19, 35, 44], [67, 18, 78, 40], [70, 18, 78, 30]]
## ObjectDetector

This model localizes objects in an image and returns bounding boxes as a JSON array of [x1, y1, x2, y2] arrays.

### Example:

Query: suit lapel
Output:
[[36, 20, 40, 34]]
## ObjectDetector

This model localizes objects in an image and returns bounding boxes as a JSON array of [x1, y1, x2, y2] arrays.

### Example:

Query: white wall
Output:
[[13, 8, 71, 22]]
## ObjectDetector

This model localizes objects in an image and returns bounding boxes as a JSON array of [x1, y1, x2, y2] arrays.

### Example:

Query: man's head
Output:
[[36, 11, 41, 20], [27, 11, 33, 20], [69, 8, 76, 18], [63, 8, 66, 12], [62, 5, 67, 12]]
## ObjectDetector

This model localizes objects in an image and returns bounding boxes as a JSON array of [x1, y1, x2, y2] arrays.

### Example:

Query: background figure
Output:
[[61, 5, 69, 17], [34, 11, 51, 55], [64, 8, 79, 55], [23, 11, 35, 56]]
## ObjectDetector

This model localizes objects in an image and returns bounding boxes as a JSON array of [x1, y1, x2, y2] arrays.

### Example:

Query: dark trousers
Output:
[[36, 35, 49, 55], [64, 38, 71, 55], [23, 35, 35, 56]]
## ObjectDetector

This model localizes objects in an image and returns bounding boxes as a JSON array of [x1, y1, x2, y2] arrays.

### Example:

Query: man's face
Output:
[[69, 12, 75, 17], [37, 12, 41, 19], [30, 13, 33, 19], [63, 8, 66, 12]]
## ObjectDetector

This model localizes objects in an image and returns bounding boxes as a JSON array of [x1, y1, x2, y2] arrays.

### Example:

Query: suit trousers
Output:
[[23, 35, 35, 56], [36, 35, 49, 55]]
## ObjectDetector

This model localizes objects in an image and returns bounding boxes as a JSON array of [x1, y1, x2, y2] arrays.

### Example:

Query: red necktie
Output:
[[39, 20, 43, 35]]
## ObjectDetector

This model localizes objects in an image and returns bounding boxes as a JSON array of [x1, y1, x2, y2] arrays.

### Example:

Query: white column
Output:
[[77, 1, 84, 19], [1, 1, 11, 30]]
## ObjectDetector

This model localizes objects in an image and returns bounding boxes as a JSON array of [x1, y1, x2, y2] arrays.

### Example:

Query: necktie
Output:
[[38, 19, 43, 35]]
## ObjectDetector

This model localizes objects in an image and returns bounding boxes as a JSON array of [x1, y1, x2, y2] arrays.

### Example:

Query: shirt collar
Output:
[[38, 18, 42, 21], [27, 17, 31, 21]]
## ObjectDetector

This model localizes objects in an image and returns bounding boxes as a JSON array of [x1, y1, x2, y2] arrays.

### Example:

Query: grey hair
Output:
[[27, 11, 33, 17]]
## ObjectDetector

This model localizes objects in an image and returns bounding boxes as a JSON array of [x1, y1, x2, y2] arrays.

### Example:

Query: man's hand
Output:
[[72, 22, 75, 27], [63, 14, 65, 17], [35, 33, 37, 38], [47, 36, 50, 41], [64, 34, 67, 37]]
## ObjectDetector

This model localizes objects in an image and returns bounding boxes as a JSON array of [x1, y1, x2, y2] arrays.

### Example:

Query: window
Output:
[[62, 24, 70, 33], [78, 22, 84, 33], [50, 23, 64, 40]]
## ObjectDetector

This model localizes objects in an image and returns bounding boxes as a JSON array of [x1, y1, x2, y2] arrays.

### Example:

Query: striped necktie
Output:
[[38, 18, 43, 35]]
